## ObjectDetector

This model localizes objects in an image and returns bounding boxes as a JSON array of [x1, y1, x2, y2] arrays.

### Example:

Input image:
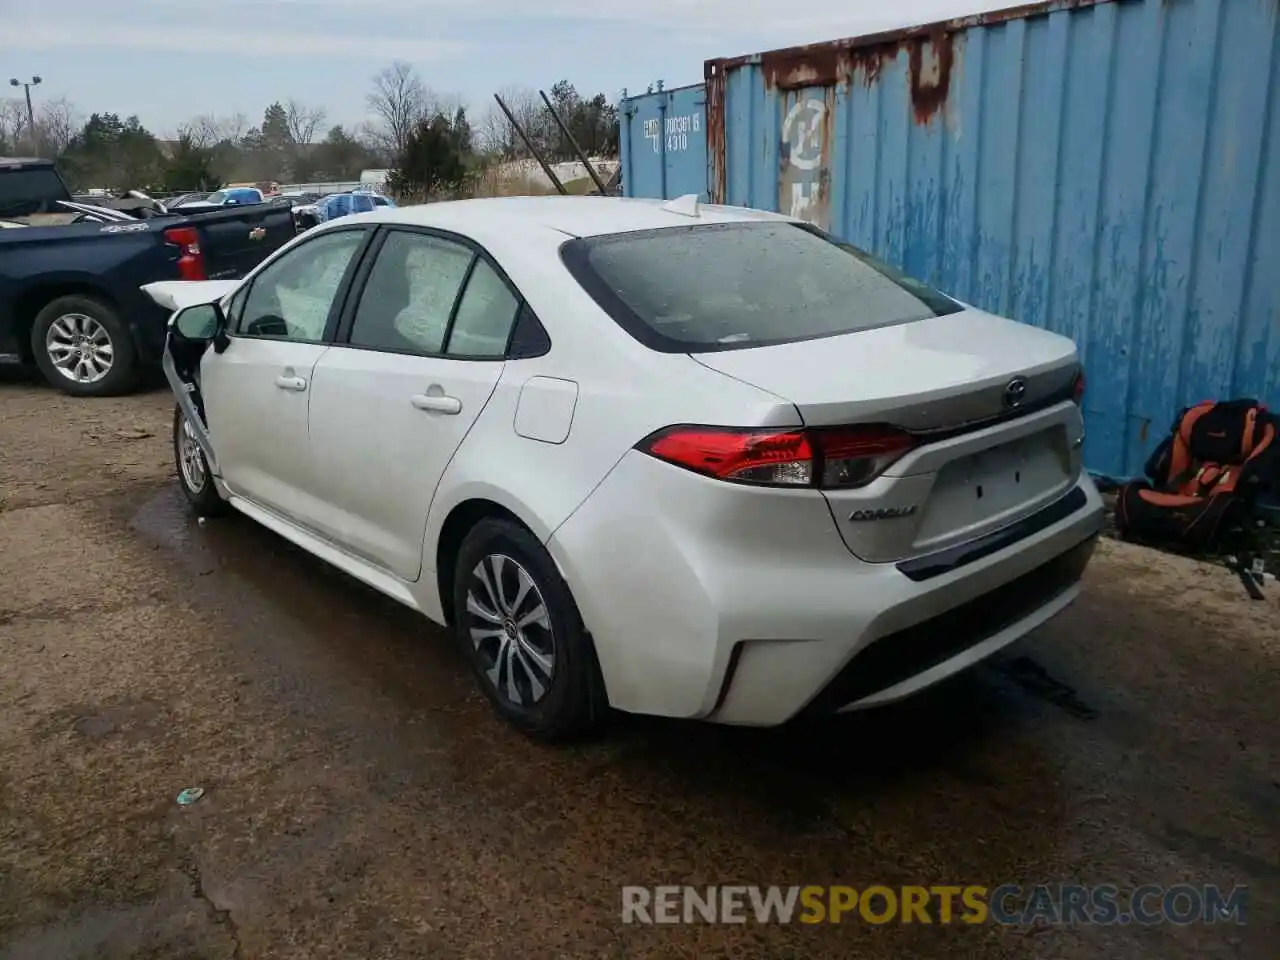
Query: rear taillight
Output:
[[638, 424, 917, 489], [1071, 369, 1086, 406], [164, 226, 206, 281]]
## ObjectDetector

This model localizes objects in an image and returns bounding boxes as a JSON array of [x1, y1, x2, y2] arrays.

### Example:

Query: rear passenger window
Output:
[[348, 231, 473, 354], [445, 258, 519, 358]]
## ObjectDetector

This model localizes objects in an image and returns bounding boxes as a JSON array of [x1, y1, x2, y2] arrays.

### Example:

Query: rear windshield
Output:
[[0, 166, 71, 216], [560, 221, 963, 353]]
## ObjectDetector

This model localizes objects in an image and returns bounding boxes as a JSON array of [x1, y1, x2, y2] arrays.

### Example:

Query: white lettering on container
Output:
[[644, 112, 701, 154]]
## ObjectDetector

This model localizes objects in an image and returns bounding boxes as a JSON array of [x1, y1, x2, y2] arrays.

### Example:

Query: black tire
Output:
[[453, 518, 607, 741], [30, 294, 139, 397], [172, 404, 228, 517]]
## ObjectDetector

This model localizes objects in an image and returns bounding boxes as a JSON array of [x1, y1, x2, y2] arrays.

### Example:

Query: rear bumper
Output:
[[547, 450, 1105, 726]]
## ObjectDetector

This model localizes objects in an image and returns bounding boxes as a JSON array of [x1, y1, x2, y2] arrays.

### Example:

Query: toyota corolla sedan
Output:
[[141, 195, 1104, 741]]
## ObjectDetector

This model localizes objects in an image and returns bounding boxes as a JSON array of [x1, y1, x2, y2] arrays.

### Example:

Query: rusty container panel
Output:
[[703, 0, 1280, 480], [618, 83, 709, 201]]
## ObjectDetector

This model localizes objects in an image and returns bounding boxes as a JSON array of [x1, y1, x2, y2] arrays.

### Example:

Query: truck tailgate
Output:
[[187, 201, 296, 280]]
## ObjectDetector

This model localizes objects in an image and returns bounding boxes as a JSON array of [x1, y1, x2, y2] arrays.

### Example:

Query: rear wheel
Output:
[[30, 294, 139, 397], [453, 518, 606, 741], [172, 404, 228, 517]]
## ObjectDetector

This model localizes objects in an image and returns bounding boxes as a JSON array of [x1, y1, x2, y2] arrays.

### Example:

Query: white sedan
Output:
[[143, 195, 1104, 740]]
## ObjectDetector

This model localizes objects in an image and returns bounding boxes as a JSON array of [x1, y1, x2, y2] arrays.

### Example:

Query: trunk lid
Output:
[[692, 309, 1085, 563], [690, 307, 1077, 430]]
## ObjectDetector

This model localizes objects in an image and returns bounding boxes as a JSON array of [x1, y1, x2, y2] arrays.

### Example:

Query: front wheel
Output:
[[172, 404, 228, 517], [453, 518, 607, 741], [31, 294, 140, 397]]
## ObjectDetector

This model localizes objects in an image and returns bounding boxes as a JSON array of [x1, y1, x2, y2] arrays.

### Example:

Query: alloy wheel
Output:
[[45, 313, 115, 384], [177, 413, 207, 493], [465, 554, 556, 707]]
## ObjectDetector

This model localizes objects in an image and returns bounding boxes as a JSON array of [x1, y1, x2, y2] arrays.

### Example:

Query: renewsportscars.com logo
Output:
[[620, 884, 1248, 926]]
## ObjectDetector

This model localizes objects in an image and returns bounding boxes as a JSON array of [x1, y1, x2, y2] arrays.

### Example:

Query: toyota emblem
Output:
[[1003, 377, 1028, 408]]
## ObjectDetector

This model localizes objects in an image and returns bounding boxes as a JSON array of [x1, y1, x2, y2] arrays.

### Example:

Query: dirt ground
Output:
[[0, 366, 1277, 959]]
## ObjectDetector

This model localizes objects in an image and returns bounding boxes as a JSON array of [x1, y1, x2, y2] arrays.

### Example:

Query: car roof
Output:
[[338, 195, 796, 241], [0, 156, 55, 169]]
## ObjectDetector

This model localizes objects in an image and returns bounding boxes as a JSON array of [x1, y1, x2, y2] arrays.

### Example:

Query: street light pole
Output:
[[9, 75, 43, 153]]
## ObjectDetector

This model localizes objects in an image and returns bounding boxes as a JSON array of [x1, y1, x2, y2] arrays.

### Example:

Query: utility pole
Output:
[[9, 75, 43, 154]]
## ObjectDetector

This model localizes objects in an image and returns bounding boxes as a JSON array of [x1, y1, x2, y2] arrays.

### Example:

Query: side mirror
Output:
[[172, 302, 222, 341]]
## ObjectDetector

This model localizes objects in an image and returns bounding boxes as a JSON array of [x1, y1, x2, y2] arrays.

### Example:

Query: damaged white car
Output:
[[144, 196, 1104, 741]]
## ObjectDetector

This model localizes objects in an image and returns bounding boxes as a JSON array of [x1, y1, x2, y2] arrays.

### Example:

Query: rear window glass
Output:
[[560, 221, 962, 353], [0, 166, 71, 216]]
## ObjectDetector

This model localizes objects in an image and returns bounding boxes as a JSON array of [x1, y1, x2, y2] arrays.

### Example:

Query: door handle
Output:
[[275, 375, 307, 391], [410, 393, 461, 414]]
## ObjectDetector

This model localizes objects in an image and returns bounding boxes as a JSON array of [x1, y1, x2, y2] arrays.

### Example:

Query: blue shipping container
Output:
[[675, 0, 1278, 480], [619, 83, 709, 201]]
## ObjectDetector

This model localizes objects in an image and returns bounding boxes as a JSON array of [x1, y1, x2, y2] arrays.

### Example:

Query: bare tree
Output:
[[36, 96, 77, 156], [176, 113, 248, 148], [353, 121, 393, 165], [367, 61, 427, 157], [220, 112, 248, 144], [475, 101, 509, 157], [177, 115, 223, 149], [0, 99, 23, 152], [489, 86, 551, 160], [284, 100, 326, 145]]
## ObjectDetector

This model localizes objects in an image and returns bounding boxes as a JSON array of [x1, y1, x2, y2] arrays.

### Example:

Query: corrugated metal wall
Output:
[[619, 83, 709, 201], [701, 0, 1279, 480]]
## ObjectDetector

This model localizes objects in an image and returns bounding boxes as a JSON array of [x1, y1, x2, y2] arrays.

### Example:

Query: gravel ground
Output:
[[0, 367, 1276, 959]]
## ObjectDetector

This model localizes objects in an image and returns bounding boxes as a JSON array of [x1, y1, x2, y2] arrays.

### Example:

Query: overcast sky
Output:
[[2, 0, 1013, 135]]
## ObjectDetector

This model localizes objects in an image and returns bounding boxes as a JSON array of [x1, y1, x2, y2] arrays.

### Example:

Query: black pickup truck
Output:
[[0, 157, 296, 396]]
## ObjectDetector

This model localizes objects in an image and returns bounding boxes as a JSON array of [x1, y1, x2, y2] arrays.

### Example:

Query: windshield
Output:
[[0, 166, 72, 216], [560, 221, 963, 353]]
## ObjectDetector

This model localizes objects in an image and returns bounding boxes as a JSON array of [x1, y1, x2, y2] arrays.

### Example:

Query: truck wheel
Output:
[[31, 294, 140, 397]]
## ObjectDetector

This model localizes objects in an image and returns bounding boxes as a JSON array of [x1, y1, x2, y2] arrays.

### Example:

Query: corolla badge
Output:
[[848, 505, 918, 522], [1003, 376, 1028, 408], [248, 226, 266, 241]]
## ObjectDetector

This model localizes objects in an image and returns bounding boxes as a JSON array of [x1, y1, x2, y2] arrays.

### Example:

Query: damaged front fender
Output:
[[141, 280, 239, 482], [162, 344, 220, 479]]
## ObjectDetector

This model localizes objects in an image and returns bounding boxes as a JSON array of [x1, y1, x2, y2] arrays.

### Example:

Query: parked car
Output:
[[0, 157, 297, 396], [170, 187, 264, 212], [144, 196, 1104, 740], [313, 191, 394, 224], [277, 192, 322, 232], [208, 187, 264, 206], [164, 192, 211, 209]]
